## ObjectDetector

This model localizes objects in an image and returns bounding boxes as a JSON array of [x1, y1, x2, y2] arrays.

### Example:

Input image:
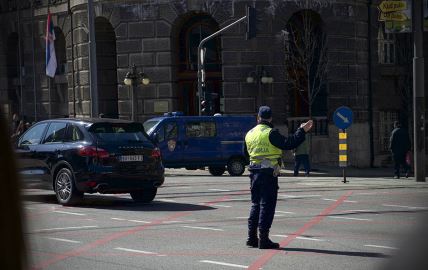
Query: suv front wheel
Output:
[[130, 188, 157, 203], [54, 168, 83, 205]]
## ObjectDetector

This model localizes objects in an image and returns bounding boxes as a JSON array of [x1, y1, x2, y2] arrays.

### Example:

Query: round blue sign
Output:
[[333, 106, 353, 130]]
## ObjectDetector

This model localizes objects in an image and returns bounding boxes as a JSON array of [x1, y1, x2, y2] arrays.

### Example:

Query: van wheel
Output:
[[227, 158, 245, 176], [54, 168, 83, 206], [208, 166, 226, 176], [130, 188, 157, 203]]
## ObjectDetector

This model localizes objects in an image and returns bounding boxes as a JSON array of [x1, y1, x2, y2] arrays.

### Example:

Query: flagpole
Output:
[[48, 78, 51, 119], [31, 1, 37, 121]]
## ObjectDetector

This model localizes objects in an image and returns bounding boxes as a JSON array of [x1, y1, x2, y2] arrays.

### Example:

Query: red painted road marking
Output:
[[248, 191, 353, 270], [31, 190, 249, 270]]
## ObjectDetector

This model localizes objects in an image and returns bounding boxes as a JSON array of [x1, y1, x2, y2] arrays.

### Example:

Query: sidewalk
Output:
[[165, 166, 427, 181]]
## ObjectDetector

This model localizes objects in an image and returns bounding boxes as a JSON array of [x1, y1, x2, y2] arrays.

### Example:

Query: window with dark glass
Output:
[[19, 123, 48, 146], [44, 122, 68, 143]]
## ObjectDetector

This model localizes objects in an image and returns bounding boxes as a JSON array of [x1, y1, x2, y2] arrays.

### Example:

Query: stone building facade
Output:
[[0, 0, 426, 168]]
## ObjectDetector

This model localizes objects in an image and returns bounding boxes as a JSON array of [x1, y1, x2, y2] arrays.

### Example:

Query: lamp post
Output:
[[246, 66, 274, 108], [123, 64, 150, 121]]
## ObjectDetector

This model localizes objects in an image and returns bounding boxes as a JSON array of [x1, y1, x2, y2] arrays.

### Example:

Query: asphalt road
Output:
[[22, 169, 428, 270]]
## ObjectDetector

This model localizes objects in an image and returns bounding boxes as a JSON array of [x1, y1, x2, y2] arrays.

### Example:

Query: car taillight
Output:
[[78, 146, 110, 159], [151, 148, 161, 159]]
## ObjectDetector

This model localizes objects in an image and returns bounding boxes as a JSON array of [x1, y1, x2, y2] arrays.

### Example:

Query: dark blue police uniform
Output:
[[244, 106, 306, 249]]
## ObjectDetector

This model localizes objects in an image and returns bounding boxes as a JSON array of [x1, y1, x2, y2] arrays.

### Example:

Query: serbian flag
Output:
[[45, 12, 57, 78]]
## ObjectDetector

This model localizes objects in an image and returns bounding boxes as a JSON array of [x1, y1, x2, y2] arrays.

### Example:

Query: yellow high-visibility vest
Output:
[[245, 124, 282, 168]]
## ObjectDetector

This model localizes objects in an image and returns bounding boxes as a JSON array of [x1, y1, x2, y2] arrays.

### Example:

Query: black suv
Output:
[[15, 118, 164, 205]]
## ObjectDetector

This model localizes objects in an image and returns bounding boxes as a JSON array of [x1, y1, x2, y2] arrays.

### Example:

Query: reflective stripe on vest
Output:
[[245, 124, 282, 167]]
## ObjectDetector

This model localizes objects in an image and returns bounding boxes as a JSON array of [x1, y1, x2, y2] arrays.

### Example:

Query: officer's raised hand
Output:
[[300, 120, 313, 132]]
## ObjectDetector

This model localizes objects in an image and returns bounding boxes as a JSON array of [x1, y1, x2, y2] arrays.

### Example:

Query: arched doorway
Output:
[[176, 14, 222, 115], [285, 10, 327, 119], [95, 17, 118, 118], [6, 32, 20, 115], [53, 27, 68, 118]]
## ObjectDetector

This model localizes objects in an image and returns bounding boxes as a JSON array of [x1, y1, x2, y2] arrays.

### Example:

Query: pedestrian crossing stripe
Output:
[[339, 155, 347, 161], [339, 132, 347, 139], [339, 144, 347, 150]]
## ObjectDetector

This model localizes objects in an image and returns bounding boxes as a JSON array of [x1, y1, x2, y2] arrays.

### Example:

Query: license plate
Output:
[[119, 155, 143, 162]]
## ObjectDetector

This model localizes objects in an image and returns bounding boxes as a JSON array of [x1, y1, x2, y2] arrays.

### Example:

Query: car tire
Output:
[[54, 168, 83, 206], [130, 188, 157, 203], [208, 166, 226, 176], [227, 158, 245, 176]]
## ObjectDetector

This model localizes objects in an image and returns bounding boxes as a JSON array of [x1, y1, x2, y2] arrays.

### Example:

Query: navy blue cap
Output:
[[258, 106, 272, 119]]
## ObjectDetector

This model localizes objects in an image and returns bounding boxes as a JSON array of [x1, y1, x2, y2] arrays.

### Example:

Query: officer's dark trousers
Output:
[[248, 170, 279, 233]]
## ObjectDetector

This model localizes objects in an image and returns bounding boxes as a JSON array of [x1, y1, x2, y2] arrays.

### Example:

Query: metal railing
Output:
[[287, 116, 329, 136]]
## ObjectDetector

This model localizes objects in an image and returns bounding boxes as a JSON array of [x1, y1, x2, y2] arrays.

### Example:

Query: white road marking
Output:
[[182, 226, 224, 231], [364, 244, 398, 250], [382, 204, 427, 209], [157, 199, 177, 203], [53, 210, 86, 216], [200, 260, 248, 269], [274, 214, 285, 217], [328, 216, 372, 221], [111, 218, 126, 221], [163, 219, 196, 224], [209, 189, 231, 192], [47, 237, 81, 244], [115, 247, 165, 256], [35, 225, 98, 232], [213, 204, 232, 208], [272, 234, 325, 242], [339, 209, 373, 213], [275, 211, 295, 214], [128, 220, 151, 224], [322, 198, 357, 203]]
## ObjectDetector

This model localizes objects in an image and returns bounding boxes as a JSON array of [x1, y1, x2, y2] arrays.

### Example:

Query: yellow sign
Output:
[[339, 155, 348, 162], [378, 1, 407, 13], [339, 132, 347, 139], [379, 11, 407, 21], [339, 144, 347, 151]]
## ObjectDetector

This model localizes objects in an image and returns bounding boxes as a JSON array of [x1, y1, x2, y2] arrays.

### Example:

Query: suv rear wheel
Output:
[[130, 188, 157, 203], [208, 166, 226, 176], [54, 168, 83, 206], [227, 158, 246, 176]]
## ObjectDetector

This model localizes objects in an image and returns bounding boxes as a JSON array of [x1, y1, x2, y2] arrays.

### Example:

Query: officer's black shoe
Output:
[[258, 231, 280, 249], [246, 237, 259, 248], [246, 230, 259, 248]]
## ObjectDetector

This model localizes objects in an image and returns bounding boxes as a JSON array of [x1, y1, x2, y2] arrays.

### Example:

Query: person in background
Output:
[[244, 106, 313, 249], [293, 136, 310, 176], [11, 113, 20, 136], [389, 121, 411, 179]]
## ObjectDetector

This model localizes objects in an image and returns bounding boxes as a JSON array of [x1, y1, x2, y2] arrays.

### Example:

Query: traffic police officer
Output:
[[244, 106, 313, 249]]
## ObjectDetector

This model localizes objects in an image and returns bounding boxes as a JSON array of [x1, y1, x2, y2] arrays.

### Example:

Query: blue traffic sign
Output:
[[333, 106, 353, 130]]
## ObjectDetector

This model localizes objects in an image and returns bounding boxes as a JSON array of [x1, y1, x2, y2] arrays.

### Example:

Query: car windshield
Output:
[[143, 120, 161, 134], [88, 122, 150, 143]]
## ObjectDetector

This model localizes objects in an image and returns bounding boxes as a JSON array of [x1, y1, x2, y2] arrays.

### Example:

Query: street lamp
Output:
[[123, 64, 150, 121], [246, 66, 274, 108]]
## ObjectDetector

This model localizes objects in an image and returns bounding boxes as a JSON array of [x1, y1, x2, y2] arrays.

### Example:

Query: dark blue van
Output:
[[143, 113, 256, 176]]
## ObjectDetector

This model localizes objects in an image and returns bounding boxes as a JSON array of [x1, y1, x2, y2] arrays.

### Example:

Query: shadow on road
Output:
[[282, 247, 389, 258], [21, 193, 216, 212]]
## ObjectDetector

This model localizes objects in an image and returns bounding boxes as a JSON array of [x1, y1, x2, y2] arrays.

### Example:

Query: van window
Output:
[[186, 121, 216, 137], [156, 122, 178, 143]]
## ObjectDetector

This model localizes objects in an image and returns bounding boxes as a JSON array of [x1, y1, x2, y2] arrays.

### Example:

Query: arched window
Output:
[[176, 14, 222, 116], [285, 10, 327, 119], [95, 17, 118, 118]]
